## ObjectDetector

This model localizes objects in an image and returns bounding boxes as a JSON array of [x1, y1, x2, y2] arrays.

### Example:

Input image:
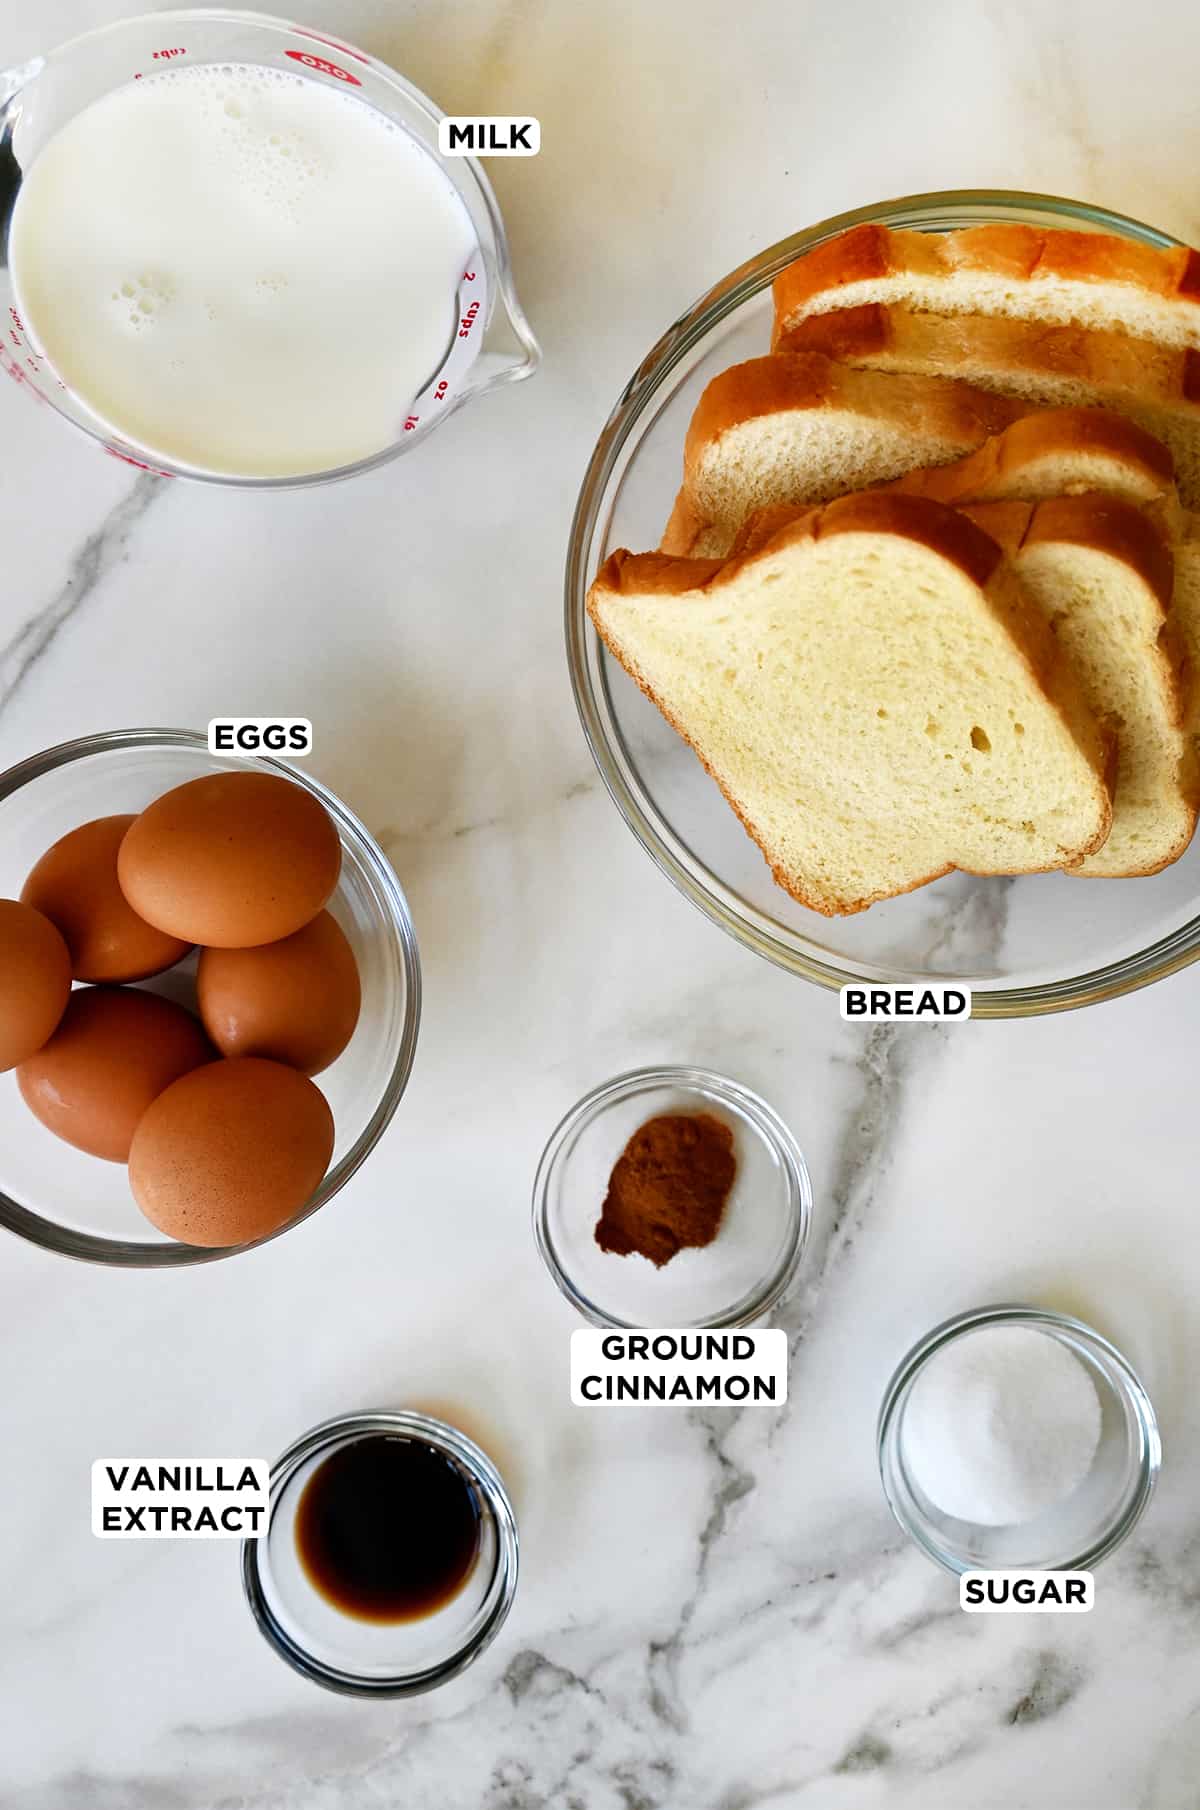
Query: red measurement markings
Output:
[[295, 30, 370, 64], [151, 47, 186, 59], [9, 309, 41, 372], [463, 269, 477, 282], [434, 380, 449, 402], [284, 50, 361, 85], [403, 415, 420, 431], [458, 301, 480, 340], [1, 348, 46, 400], [105, 447, 170, 475]]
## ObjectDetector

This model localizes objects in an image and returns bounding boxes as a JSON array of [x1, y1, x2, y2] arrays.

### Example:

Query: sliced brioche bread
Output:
[[731, 405, 1182, 551], [659, 352, 1026, 557], [1173, 526, 1200, 742], [959, 498, 1194, 876], [880, 406, 1177, 512], [772, 223, 1200, 349], [879, 409, 1200, 789], [779, 303, 1200, 506], [589, 492, 1112, 914]]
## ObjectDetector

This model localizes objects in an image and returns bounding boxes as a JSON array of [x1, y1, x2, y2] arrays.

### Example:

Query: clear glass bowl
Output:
[[0, 9, 539, 486], [532, 1065, 811, 1328], [242, 1409, 519, 1697], [0, 729, 420, 1265], [877, 1304, 1161, 1574], [566, 188, 1200, 1017]]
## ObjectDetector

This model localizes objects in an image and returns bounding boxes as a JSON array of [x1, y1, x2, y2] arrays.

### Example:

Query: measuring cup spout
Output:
[[467, 276, 541, 397], [0, 57, 43, 110]]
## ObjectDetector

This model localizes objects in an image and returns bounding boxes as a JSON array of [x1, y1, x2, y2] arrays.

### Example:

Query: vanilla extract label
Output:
[[960, 1570, 1094, 1613], [570, 1329, 787, 1406], [92, 1458, 269, 1538], [840, 984, 972, 1022]]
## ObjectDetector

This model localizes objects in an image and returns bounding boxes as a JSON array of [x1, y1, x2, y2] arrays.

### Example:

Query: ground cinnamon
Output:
[[594, 1111, 737, 1267]]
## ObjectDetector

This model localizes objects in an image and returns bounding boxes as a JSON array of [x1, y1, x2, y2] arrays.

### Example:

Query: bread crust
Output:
[[777, 305, 1200, 414], [881, 406, 1175, 506], [616, 490, 1004, 595], [661, 351, 1027, 556], [661, 487, 711, 557], [773, 224, 1200, 345], [961, 496, 1193, 875], [680, 352, 1022, 474], [590, 493, 1113, 911]]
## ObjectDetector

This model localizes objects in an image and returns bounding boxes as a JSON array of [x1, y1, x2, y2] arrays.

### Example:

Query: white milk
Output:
[[10, 64, 478, 476]]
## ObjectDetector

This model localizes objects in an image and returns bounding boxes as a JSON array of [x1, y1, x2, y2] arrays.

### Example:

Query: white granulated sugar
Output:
[[902, 1324, 1102, 1526]]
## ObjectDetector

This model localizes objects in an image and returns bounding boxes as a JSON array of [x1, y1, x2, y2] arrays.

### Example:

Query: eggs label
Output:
[[92, 1458, 269, 1538], [208, 719, 313, 756]]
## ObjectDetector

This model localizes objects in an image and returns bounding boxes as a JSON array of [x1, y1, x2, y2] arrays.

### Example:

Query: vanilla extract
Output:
[[295, 1435, 481, 1624]]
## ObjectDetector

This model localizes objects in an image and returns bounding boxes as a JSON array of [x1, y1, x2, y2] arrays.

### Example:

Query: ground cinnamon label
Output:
[[594, 1111, 737, 1267]]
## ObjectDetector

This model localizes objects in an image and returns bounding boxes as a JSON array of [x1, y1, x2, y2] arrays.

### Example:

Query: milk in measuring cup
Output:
[[9, 64, 478, 476]]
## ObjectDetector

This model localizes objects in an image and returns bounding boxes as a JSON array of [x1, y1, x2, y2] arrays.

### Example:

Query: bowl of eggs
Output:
[[0, 729, 419, 1265]]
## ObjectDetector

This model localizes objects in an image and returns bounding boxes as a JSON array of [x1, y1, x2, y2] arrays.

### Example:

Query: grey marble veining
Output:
[[3, 2, 1200, 1807]]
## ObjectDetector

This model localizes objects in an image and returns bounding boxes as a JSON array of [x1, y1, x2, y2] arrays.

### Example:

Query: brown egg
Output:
[[128, 1056, 334, 1247], [17, 987, 214, 1161], [22, 814, 191, 982], [196, 910, 361, 1075], [117, 772, 341, 948], [0, 899, 72, 1070]]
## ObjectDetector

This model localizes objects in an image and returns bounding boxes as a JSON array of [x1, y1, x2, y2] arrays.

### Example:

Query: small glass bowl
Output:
[[566, 188, 1200, 1016], [532, 1065, 811, 1328], [0, 729, 420, 1266], [877, 1304, 1161, 1574], [242, 1410, 519, 1697]]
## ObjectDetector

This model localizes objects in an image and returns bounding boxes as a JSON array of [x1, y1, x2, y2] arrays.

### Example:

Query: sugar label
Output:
[[960, 1571, 1094, 1612]]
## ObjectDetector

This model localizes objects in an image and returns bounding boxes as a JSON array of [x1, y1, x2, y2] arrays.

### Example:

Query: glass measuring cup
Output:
[[0, 9, 540, 486]]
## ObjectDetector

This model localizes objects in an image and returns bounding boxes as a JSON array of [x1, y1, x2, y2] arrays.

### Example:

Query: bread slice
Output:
[[733, 406, 1200, 792], [732, 405, 1181, 548], [659, 352, 1027, 557], [959, 498, 1194, 876], [878, 410, 1200, 837], [1173, 525, 1200, 744], [772, 223, 1200, 349], [779, 303, 1200, 506], [880, 406, 1177, 512], [588, 492, 1112, 914]]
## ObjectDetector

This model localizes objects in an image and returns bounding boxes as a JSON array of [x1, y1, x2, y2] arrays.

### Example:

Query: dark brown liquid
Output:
[[295, 1435, 481, 1624]]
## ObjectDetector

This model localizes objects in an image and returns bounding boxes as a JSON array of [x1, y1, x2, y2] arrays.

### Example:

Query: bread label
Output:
[[960, 1571, 1094, 1613], [571, 1329, 787, 1406], [92, 1458, 269, 1537], [840, 984, 971, 1022]]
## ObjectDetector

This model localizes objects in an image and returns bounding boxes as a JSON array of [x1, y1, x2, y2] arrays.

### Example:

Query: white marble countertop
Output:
[[4, 2, 1200, 1805]]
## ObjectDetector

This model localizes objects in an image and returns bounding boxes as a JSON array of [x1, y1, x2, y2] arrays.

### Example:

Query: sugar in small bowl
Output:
[[877, 1304, 1160, 1574]]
